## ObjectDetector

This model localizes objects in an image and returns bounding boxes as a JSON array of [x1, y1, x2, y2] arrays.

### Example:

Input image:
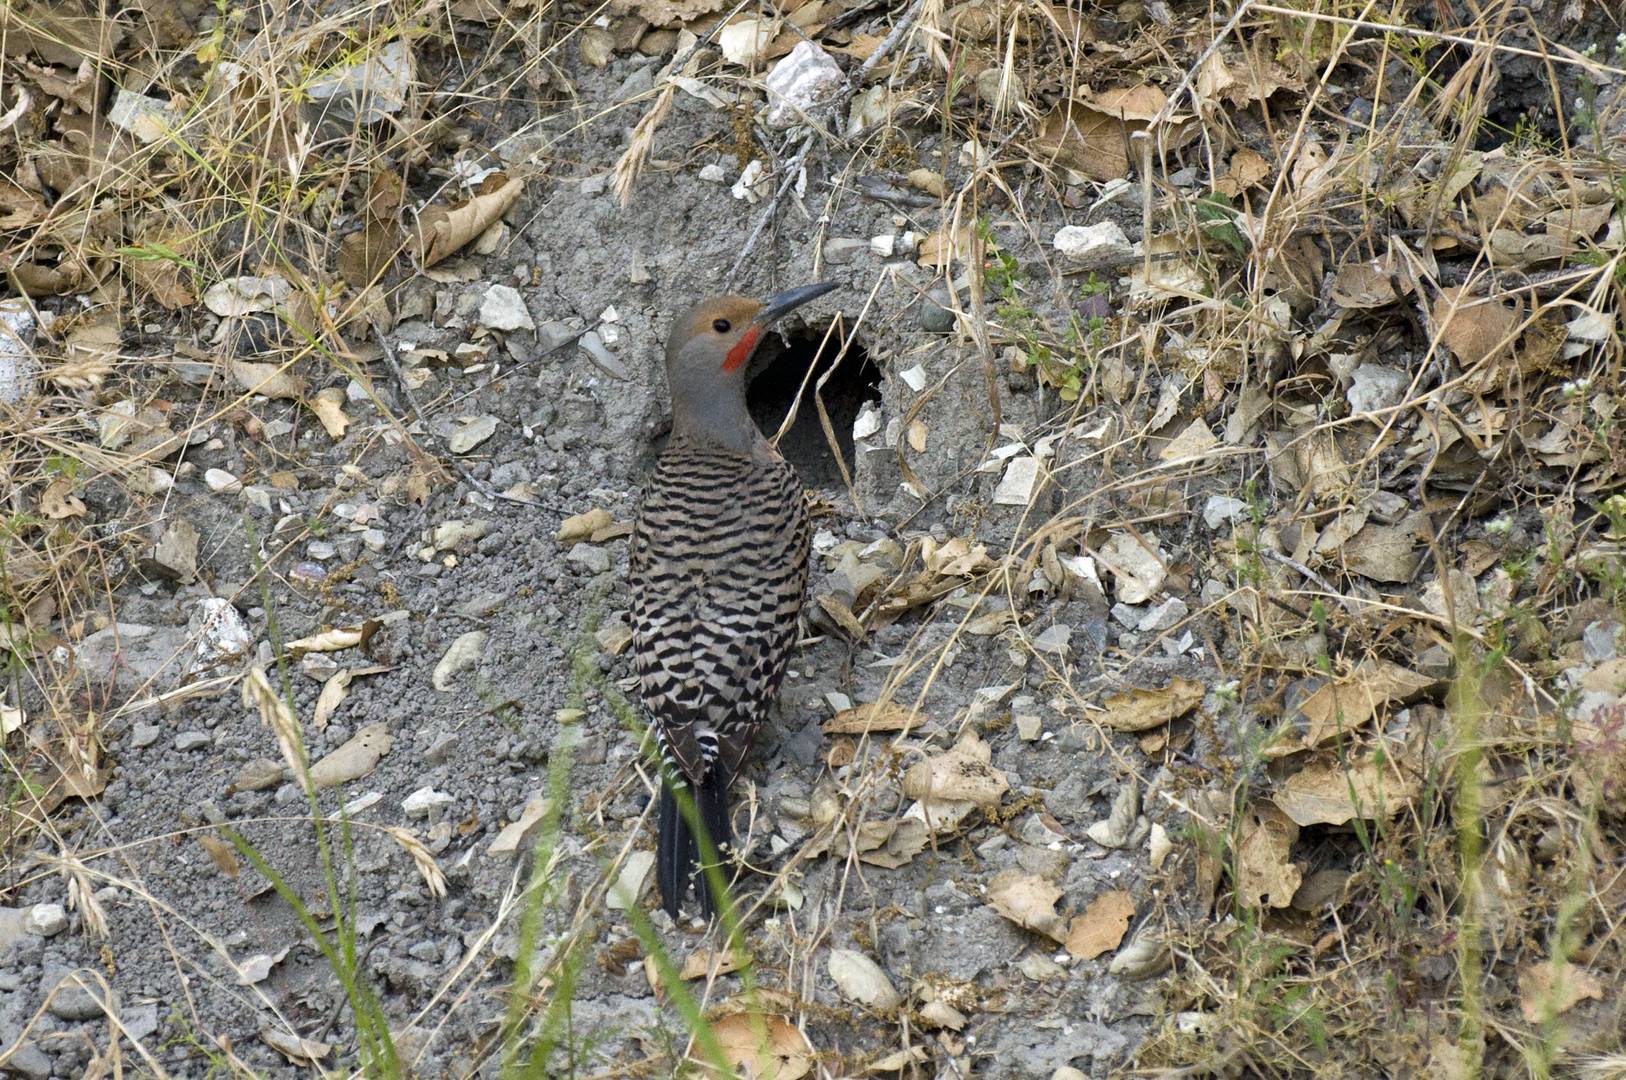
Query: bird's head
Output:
[[663, 282, 838, 447]]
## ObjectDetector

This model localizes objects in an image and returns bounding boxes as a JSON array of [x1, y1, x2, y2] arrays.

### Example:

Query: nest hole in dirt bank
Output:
[[747, 323, 881, 490]]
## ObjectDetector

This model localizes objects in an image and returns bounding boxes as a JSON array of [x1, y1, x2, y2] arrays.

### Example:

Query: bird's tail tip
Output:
[[655, 772, 732, 919]]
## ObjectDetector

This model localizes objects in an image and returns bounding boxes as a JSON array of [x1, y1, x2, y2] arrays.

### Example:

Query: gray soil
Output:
[[1, 23, 1236, 1080]]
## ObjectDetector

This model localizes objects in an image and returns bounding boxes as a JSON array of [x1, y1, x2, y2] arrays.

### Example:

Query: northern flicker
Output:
[[630, 282, 836, 918]]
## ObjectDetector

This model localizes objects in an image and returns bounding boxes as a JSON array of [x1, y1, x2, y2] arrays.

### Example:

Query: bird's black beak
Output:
[[752, 282, 839, 327]]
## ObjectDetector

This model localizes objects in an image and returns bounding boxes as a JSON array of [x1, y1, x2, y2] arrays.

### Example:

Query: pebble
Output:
[[448, 416, 499, 453], [1203, 495, 1247, 529], [918, 288, 956, 333], [566, 543, 611, 575], [1346, 364, 1409, 416], [1, 1043, 49, 1080], [189, 598, 252, 667], [480, 284, 534, 332], [1015, 713, 1043, 741], [1137, 596, 1189, 633], [698, 163, 729, 183], [1031, 624, 1071, 655], [1582, 620, 1619, 663], [175, 731, 212, 751], [289, 561, 327, 586], [131, 722, 161, 748], [363, 529, 387, 553], [765, 40, 845, 129], [424, 732, 459, 765], [24, 903, 67, 936], [46, 975, 109, 1021], [144, 520, 200, 583], [1052, 221, 1133, 264], [402, 787, 456, 821], [308, 540, 337, 560], [434, 519, 490, 550], [1110, 602, 1144, 628], [204, 468, 242, 493], [614, 65, 653, 102], [822, 238, 869, 265]]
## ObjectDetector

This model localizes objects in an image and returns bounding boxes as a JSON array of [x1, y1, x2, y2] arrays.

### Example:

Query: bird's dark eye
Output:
[[712, 318, 731, 333]]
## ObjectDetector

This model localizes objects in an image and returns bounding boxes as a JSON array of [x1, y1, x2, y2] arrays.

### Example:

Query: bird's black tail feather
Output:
[[656, 771, 732, 919]]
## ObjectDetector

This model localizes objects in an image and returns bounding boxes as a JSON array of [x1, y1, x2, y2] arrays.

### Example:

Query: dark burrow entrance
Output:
[[746, 325, 881, 490]]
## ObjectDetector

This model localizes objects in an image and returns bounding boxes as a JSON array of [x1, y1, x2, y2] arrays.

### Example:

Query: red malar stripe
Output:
[[722, 328, 761, 372]]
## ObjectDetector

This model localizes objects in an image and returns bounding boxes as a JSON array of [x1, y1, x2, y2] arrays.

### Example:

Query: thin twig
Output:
[[724, 133, 817, 289]]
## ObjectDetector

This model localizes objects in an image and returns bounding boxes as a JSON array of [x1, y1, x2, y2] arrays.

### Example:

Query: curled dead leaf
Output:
[[901, 732, 1007, 807], [987, 870, 1068, 942]]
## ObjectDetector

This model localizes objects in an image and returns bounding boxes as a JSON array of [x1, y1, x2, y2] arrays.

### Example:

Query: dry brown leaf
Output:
[[1096, 677, 1203, 732], [987, 870, 1067, 942], [286, 626, 367, 654], [262, 1029, 332, 1064], [1065, 890, 1135, 959], [680, 946, 744, 981], [610, 0, 724, 25], [693, 1011, 812, 1080], [310, 391, 349, 439], [916, 226, 973, 269], [1295, 659, 1435, 745], [232, 359, 305, 401], [901, 732, 1007, 807], [1159, 418, 1218, 462], [409, 177, 524, 268], [1331, 260, 1407, 309], [920, 535, 996, 576], [1517, 961, 1604, 1022], [1340, 518, 1424, 583], [1237, 800, 1301, 909], [1273, 751, 1416, 826], [1031, 87, 1199, 181], [312, 669, 353, 730], [1433, 287, 1521, 371], [307, 722, 394, 789], [38, 478, 86, 519], [823, 703, 929, 734], [337, 221, 402, 286]]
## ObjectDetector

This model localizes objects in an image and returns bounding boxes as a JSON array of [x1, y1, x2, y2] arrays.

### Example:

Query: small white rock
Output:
[[402, 787, 456, 820], [993, 456, 1041, 506], [870, 234, 896, 257], [479, 284, 535, 332], [1203, 495, 1247, 529], [765, 40, 846, 129], [1031, 623, 1071, 655], [699, 163, 729, 183], [362, 529, 386, 553], [308, 540, 337, 561], [1053, 221, 1134, 263], [1137, 596, 1188, 633], [204, 468, 242, 494], [1346, 364, 1409, 417], [448, 416, 498, 453], [852, 402, 883, 441], [25, 903, 68, 936], [899, 364, 927, 392]]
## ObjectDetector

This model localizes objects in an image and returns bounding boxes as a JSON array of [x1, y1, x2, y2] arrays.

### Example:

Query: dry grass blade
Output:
[[386, 827, 449, 900]]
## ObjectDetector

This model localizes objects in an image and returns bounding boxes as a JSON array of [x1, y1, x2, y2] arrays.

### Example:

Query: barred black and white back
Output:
[[629, 435, 810, 917]]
